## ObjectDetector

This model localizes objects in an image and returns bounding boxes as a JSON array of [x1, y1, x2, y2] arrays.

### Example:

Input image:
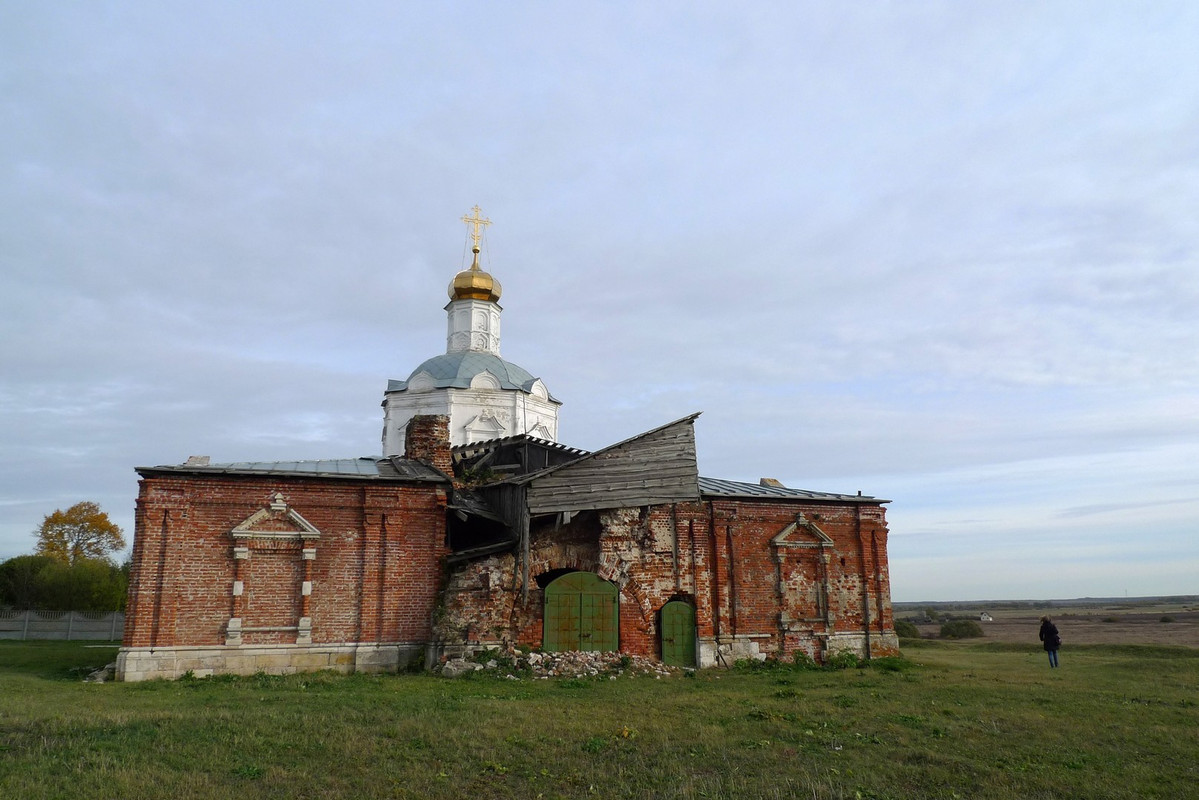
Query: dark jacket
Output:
[[1039, 620, 1061, 651]]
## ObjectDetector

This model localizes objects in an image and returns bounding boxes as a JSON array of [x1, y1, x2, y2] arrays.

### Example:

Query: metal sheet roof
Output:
[[698, 476, 887, 504], [386, 352, 559, 401], [138, 457, 447, 482]]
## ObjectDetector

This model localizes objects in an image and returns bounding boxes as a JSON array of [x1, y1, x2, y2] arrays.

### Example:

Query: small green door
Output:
[[544, 572, 618, 652], [660, 600, 697, 667]]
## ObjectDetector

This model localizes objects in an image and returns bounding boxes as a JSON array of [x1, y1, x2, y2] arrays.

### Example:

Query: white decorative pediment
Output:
[[464, 408, 506, 441], [528, 379, 549, 400], [527, 421, 553, 439], [771, 514, 833, 549], [469, 370, 502, 390], [408, 372, 435, 392], [232, 493, 321, 541]]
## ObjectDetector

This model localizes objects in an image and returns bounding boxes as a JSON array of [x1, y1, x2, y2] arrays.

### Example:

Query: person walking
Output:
[[1039, 615, 1061, 668]]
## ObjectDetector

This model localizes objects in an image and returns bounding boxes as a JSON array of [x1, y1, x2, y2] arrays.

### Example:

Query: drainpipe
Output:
[[689, 519, 699, 597], [671, 503, 681, 592], [707, 501, 721, 649], [819, 542, 832, 654], [152, 509, 170, 649], [855, 503, 872, 660], [725, 519, 738, 638], [700, 503, 719, 671]]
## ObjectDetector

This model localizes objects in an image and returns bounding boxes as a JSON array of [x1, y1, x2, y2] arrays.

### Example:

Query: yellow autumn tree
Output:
[[33, 501, 126, 565]]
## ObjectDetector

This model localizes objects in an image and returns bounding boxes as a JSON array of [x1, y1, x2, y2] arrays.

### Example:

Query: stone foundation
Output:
[[698, 634, 773, 667], [697, 630, 900, 668], [825, 631, 901, 660], [116, 642, 426, 682]]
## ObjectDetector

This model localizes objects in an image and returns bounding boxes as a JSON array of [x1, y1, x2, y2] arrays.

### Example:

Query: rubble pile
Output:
[[438, 649, 682, 680], [85, 662, 116, 683]]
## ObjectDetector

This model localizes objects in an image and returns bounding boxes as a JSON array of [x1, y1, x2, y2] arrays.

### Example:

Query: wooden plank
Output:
[[531, 467, 700, 492], [525, 418, 700, 513]]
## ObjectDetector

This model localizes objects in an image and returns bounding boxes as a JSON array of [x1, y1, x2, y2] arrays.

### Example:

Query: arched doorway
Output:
[[543, 571, 618, 652], [660, 600, 696, 667]]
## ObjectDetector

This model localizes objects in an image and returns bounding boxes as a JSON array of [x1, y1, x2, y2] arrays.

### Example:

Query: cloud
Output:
[[1, 3, 1197, 604]]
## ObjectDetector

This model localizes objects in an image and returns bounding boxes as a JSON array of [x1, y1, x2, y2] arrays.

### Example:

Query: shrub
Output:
[[939, 619, 984, 639], [894, 619, 920, 639], [732, 657, 785, 673], [824, 651, 861, 670], [1160, 616, 1175, 623], [792, 650, 819, 670]]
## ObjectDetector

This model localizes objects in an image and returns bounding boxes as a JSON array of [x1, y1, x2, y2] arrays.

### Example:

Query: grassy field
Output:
[[1, 640, 1197, 799]]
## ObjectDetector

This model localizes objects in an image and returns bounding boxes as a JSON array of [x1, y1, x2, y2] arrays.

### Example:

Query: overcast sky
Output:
[[3, 2, 1197, 602]]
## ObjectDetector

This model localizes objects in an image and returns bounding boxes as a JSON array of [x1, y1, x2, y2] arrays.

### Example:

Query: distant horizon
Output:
[[892, 594, 1198, 607]]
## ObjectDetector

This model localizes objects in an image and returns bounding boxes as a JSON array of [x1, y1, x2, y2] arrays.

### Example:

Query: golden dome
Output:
[[448, 247, 502, 302]]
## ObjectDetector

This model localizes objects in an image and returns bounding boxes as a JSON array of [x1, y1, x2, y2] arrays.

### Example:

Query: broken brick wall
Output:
[[404, 414, 453, 475], [434, 496, 897, 664], [433, 511, 604, 649]]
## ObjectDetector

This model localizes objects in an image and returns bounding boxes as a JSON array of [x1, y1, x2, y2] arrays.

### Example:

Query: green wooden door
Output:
[[544, 572, 618, 652], [660, 600, 697, 667]]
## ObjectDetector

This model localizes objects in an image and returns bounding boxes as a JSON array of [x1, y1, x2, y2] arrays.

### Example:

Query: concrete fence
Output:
[[0, 610, 124, 641]]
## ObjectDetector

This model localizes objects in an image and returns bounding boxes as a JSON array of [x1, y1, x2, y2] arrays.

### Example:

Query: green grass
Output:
[[1, 640, 1197, 799]]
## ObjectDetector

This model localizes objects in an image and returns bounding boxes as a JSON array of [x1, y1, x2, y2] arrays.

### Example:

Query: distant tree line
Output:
[[899, 608, 986, 624], [0, 554, 128, 611], [893, 616, 985, 640], [0, 501, 128, 611]]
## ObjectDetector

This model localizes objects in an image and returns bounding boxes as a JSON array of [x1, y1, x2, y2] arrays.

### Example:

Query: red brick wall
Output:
[[123, 474, 448, 649], [688, 499, 896, 659], [125, 470, 895, 665]]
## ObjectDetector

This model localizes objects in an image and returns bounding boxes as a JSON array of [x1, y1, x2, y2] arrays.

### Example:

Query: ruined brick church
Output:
[[117, 209, 898, 681]]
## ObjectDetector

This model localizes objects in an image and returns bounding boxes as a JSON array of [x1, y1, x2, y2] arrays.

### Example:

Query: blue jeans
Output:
[[1047, 649, 1059, 668]]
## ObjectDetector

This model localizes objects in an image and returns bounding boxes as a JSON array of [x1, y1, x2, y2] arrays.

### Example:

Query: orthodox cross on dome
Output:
[[460, 205, 492, 255]]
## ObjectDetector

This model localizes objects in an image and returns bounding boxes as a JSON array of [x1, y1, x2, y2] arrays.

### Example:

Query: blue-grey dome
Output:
[[386, 352, 558, 401]]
